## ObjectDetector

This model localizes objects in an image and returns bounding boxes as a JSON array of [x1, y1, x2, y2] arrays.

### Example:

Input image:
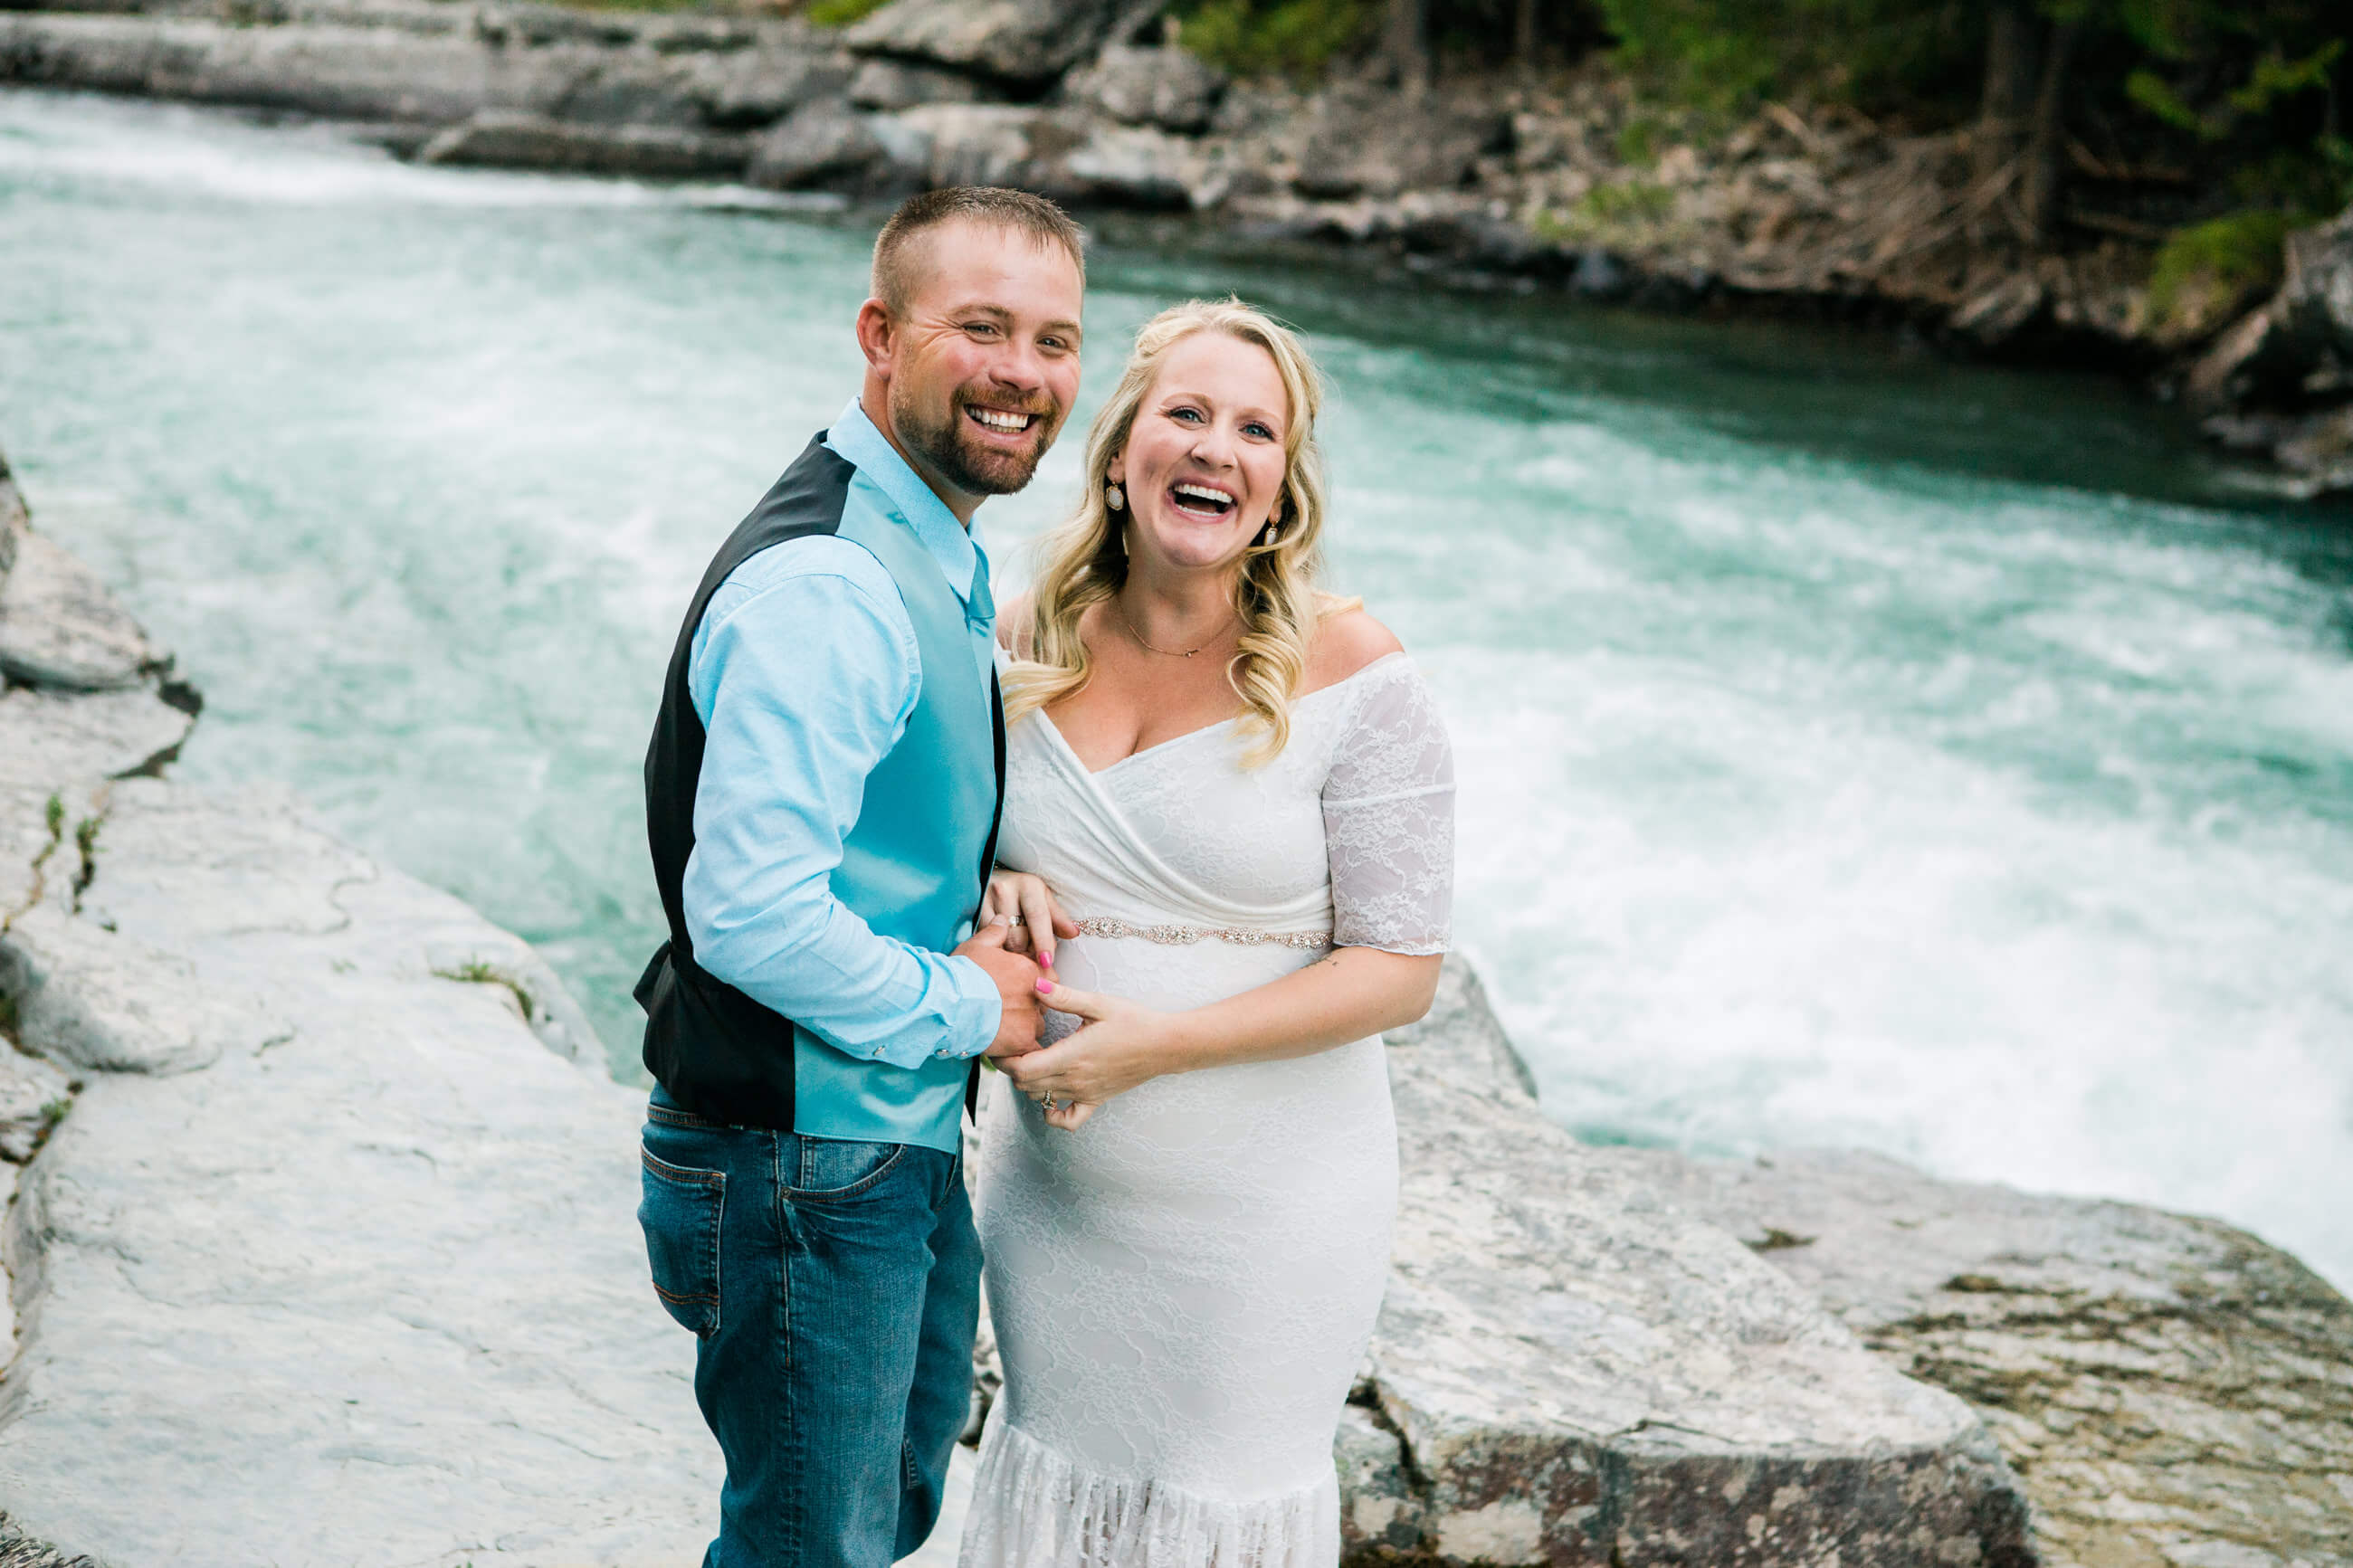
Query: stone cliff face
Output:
[[0, 448, 2347, 1564], [4, 0, 2347, 495]]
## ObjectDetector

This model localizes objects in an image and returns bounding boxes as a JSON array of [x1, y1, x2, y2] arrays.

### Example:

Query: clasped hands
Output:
[[951, 870, 1168, 1132]]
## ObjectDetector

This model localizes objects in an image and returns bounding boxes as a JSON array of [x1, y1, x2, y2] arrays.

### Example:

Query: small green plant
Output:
[[40, 1098, 71, 1130], [73, 815, 100, 860], [433, 961, 538, 1023], [43, 794, 62, 839], [1581, 179, 1676, 223]]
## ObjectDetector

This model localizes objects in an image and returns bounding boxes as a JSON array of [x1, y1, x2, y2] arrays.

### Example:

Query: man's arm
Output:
[[680, 541, 1037, 1066]]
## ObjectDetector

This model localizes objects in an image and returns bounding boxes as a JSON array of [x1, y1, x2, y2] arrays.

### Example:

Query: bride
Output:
[[958, 299, 1456, 1567]]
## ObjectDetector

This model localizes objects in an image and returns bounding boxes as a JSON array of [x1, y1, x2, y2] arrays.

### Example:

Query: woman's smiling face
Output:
[[1110, 330, 1291, 575]]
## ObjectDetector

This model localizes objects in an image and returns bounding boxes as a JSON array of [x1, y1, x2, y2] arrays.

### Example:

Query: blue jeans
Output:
[[637, 1089, 980, 1568]]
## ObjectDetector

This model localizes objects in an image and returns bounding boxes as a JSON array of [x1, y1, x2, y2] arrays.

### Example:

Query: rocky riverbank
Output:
[[5, 0, 2351, 498], [2, 447, 2348, 1563]]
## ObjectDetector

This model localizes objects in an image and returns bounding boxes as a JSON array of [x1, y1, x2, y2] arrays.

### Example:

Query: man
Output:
[[634, 186, 1087, 1568]]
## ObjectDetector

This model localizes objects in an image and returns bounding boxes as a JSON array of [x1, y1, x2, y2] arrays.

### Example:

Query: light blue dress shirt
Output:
[[678, 398, 1003, 1150]]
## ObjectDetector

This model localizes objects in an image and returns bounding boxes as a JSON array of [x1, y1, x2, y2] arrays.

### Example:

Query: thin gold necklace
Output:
[[1115, 597, 1232, 659]]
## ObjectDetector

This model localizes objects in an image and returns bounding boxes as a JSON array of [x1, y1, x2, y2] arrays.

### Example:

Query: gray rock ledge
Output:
[[1, 444, 2345, 1567]]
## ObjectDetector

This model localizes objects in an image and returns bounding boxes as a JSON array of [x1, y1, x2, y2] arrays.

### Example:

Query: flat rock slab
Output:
[[1355, 966, 2034, 1566], [0, 779, 719, 1565], [1650, 1149, 2353, 1568], [0, 527, 156, 693]]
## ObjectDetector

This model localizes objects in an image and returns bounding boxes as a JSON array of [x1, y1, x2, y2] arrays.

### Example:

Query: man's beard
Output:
[[891, 380, 1056, 498]]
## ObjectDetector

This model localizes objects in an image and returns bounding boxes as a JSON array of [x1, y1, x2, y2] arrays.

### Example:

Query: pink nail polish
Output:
[[1035, 979, 1053, 994], [1040, 951, 1055, 968]]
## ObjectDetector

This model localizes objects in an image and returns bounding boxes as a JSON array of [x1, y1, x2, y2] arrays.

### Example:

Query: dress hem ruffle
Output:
[[957, 1417, 1341, 1568]]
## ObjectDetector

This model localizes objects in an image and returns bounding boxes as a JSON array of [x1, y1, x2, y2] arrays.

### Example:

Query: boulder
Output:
[[2273, 204, 2353, 366], [1652, 1150, 2353, 1568], [415, 109, 750, 178], [0, 529, 156, 693], [867, 102, 1204, 209], [849, 56, 986, 112], [1294, 88, 1501, 201], [0, 781, 719, 1564], [0, 14, 592, 125], [680, 44, 853, 132], [1339, 964, 2036, 1567], [846, 0, 1164, 89], [0, 896, 288, 1078], [2182, 205, 2353, 419], [1063, 43, 1224, 135], [747, 98, 921, 195]]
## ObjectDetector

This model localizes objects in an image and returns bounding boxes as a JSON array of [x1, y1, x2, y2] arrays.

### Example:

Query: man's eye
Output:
[[966, 322, 999, 337]]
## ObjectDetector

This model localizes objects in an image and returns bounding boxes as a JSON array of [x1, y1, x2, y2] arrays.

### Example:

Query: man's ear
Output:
[[855, 298, 895, 374]]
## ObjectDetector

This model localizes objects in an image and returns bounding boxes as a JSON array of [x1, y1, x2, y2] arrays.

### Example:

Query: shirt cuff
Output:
[[938, 954, 1004, 1060]]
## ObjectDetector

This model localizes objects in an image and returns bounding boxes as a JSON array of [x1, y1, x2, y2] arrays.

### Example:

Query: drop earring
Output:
[[1105, 481, 1126, 512]]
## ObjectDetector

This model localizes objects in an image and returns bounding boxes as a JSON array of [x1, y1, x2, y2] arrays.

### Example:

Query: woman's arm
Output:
[[999, 947, 1441, 1126]]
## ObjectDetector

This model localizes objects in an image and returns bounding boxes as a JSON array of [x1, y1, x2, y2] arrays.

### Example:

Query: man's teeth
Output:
[[1173, 483, 1234, 509], [972, 408, 1032, 432]]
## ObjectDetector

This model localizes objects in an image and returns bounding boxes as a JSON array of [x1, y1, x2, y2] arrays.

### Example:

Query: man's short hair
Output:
[[871, 186, 1086, 315]]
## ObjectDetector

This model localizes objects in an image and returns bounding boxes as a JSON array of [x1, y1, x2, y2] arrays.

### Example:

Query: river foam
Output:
[[5, 90, 2348, 1289]]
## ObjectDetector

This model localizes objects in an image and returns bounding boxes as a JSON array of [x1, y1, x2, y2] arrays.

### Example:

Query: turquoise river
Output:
[[5, 91, 2350, 1289]]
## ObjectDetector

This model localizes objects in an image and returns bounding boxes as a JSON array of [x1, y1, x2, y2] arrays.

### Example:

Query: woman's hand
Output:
[[1002, 981, 1186, 1131], [979, 870, 1080, 966]]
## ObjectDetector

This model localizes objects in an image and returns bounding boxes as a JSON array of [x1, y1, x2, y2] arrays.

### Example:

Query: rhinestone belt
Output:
[[1074, 917, 1330, 950]]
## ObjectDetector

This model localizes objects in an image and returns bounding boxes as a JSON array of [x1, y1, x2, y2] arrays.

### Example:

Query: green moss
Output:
[[806, 0, 889, 25], [1174, 0, 1377, 81], [41, 1098, 71, 1130], [433, 961, 538, 1023], [1533, 177, 1679, 244], [43, 794, 62, 838], [2148, 210, 2290, 324]]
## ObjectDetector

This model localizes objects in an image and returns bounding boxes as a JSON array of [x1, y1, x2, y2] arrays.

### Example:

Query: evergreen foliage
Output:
[[1175, 0, 1380, 78]]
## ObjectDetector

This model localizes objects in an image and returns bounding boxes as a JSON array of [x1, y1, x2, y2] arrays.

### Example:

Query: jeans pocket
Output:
[[638, 1146, 724, 1337], [787, 1136, 906, 1201]]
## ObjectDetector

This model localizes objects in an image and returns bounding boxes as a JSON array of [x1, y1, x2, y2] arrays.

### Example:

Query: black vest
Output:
[[635, 433, 1005, 1129]]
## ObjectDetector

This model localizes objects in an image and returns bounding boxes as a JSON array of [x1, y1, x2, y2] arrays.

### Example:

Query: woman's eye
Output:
[[1170, 407, 1203, 423], [1244, 423, 1275, 440]]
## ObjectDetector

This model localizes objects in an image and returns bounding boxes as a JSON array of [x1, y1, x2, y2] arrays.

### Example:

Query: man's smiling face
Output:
[[876, 218, 1084, 508]]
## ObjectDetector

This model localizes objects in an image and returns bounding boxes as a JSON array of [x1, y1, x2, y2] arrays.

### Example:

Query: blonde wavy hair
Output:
[[1003, 299, 1352, 765]]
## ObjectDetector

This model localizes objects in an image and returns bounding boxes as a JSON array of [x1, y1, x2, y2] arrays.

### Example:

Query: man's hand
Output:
[[954, 922, 1044, 1059]]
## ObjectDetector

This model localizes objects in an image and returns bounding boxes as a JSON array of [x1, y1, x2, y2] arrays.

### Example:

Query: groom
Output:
[[634, 187, 1087, 1567]]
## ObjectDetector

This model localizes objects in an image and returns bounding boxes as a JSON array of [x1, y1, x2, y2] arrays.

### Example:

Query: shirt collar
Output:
[[824, 396, 986, 612]]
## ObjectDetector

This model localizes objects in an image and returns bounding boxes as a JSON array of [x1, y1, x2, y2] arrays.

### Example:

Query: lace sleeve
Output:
[[1322, 658, 1455, 955]]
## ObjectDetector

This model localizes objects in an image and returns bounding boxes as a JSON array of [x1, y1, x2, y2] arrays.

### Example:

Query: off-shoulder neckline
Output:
[[1035, 651, 1412, 778]]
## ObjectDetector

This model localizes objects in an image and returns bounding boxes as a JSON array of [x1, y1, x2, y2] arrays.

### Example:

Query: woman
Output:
[[957, 299, 1456, 1567]]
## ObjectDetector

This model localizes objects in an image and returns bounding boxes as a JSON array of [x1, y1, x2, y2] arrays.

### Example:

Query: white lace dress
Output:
[[957, 652, 1454, 1568]]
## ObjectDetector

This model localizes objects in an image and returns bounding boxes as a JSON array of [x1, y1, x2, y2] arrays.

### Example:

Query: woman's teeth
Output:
[[1172, 482, 1235, 516]]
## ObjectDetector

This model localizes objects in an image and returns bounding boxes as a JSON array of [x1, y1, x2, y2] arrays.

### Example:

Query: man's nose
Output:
[[988, 337, 1048, 398]]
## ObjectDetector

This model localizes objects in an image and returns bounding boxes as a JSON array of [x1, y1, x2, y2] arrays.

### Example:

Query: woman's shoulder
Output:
[[1303, 602, 1405, 695], [996, 592, 1036, 657]]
